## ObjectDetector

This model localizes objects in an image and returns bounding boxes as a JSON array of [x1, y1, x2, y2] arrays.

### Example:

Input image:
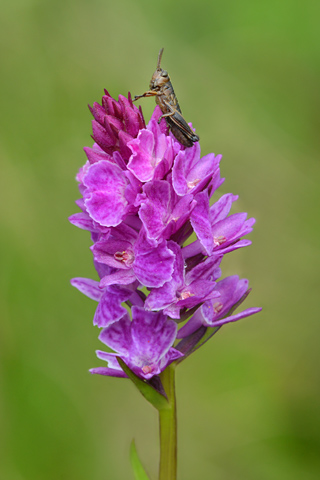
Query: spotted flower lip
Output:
[[92, 224, 175, 288], [90, 306, 183, 380], [70, 91, 261, 380]]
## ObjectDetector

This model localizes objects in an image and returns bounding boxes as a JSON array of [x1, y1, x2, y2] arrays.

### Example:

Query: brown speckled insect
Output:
[[133, 48, 199, 148]]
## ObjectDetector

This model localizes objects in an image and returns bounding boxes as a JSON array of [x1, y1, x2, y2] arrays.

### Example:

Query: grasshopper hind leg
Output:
[[158, 110, 175, 124]]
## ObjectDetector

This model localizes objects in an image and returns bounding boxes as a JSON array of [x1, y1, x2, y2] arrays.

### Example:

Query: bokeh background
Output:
[[1, 1, 319, 479]]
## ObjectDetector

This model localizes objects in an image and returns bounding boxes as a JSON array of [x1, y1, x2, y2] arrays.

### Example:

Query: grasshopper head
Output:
[[149, 68, 170, 90], [149, 48, 170, 90]]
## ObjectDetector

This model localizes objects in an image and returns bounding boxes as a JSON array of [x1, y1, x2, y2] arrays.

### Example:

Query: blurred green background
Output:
[[1, 0, 319, 479]]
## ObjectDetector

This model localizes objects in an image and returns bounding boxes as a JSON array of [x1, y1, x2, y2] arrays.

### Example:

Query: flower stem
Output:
[[159, 365, 177, 480]]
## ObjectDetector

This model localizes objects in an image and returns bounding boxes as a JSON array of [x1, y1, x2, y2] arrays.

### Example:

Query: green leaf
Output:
[[117, 357, 169, 411], [130, 440, 151, 480]]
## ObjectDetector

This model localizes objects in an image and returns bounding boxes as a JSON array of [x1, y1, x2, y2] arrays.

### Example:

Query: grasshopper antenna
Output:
[[157, 48, 164, 70]]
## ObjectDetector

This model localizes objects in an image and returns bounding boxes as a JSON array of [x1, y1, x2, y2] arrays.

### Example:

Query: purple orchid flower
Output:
[[183, 191, 255, 258], [70, 92, 261, 380], [90, 306, 183, 380], [137, 178, 196, 244], [127, 112, 175, 183], [82, 157, 142, 227], [145, 241, 222, 319], [172, 141, 222, 197], [177, 276, 262, 337], [91, 223, 175, 288]]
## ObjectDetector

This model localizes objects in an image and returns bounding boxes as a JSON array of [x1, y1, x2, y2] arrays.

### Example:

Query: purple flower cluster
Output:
[[70, 90, 261, 381]]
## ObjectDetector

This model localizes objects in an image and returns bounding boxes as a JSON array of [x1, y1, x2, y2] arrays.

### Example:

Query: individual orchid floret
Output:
[[127, 115, 174, 183], [91, 224, 175, 288], [137, 179, 196, 244], [90, 306, 183, 380], [172, 141, 222, 197], [145, 241, 222, 318], [177, 276, 262, 338], [82, 158, 141, 227], [183, 191, 255, 258]]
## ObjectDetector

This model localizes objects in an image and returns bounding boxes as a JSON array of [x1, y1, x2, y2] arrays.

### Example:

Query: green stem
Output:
[[159, 365, 177, 480]]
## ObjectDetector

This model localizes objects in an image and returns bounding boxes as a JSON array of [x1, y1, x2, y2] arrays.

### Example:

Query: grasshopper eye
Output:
[[162, 70, 168, 77]]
